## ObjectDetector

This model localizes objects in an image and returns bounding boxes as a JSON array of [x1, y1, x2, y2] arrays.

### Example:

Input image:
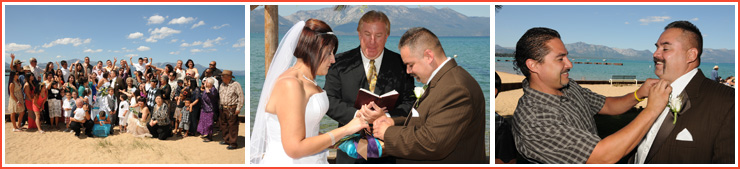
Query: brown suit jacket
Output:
[[645, 69, 735, 164], [384, 59, 487, 164]]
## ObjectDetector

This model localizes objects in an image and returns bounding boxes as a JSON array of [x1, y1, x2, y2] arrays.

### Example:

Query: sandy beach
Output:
[[4, 122, 245, 164], [495, 71, 648, 116]]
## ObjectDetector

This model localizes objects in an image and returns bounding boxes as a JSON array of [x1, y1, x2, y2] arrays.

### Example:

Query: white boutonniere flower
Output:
[[667, 94, 683, 124], [413, 86, 425, 108]]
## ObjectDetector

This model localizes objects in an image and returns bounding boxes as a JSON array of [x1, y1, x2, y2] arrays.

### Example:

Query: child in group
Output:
[[178, 90, 191, 137], [62, 92, 74, 132], [118, 94, 129, 133]]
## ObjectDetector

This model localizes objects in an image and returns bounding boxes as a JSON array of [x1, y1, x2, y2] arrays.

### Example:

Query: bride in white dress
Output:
[[251, 19, 369, 164]]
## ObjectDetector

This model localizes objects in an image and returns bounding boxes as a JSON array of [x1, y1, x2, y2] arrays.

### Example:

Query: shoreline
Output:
[[495, 71, 647, 116]]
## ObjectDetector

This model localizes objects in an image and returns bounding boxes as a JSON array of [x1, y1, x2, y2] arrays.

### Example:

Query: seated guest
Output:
[[70, 99, 93, 137], [92, 111, 112, 137], [147, 95, 171, 140]]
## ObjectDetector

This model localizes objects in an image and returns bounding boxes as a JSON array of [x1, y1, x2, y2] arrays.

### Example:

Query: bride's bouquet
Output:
[[331, 132, 384, 160]]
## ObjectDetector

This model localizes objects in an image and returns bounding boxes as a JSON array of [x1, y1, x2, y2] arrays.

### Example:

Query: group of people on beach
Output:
[[6, 54, 244, 150]]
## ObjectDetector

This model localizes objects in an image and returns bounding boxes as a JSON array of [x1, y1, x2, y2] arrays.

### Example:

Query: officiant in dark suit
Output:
[[324, 10, 416, 164]]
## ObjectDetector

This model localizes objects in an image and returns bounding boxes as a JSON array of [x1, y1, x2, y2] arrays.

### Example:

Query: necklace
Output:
[[302, 74, 317, 86]]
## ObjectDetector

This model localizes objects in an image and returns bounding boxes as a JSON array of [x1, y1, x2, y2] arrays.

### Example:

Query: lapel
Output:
[[404, 59, 458, 126], [644, 69, 703, 163]]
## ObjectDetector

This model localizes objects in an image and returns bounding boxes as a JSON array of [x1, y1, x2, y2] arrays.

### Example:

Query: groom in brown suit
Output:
[[634, 20, 734, 164], [371, 27, 487, 164]]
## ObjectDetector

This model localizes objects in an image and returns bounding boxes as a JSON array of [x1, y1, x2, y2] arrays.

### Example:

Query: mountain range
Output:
[[5, 59, 245, 76], [496, 42, 735, 63], [251, 5, 490, 37]]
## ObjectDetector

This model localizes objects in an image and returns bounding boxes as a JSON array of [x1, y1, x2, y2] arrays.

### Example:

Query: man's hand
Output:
[[372, 115, 394, 140], [359, 102, 387, 123], [10, 53, 15, 60], [646, 79, 672, 114], [636, 78, 659, 99], [235, 109, 240, 116]]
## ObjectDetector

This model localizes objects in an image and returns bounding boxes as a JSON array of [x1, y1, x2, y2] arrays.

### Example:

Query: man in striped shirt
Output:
[[511, 27, 672, 164]]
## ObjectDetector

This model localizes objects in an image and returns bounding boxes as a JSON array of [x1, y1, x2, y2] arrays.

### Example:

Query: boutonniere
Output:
[[667, 93, 683, 124], [413, 86, 425, 108]]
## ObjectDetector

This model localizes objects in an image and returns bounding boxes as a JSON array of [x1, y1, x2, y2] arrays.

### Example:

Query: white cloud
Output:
[[212, 24, 229, 30], [233, 38, 245, 48], [191, 21, 205, 29], [691, 17, 699, 21], [190, 49, 202, 53], [639, 16, 671, 25], [26, 49, 45, 53], [121, 47, 134, 53], [125, 54, 139, 57], [169, 16, 195, 25], [56, 55, 62, 58], [624, 21, 630, 24], [137, 46, 151, 51], [146, 27, 181, 43], [202, 37, 224, 48], [170, 39, 179, 43], [6, 43, 32, 51], [42, 38, 92, 48], [127, 32, 144, 39], [148, 15, 165, 25], [169, 51, 180, 55], [83, 49, 103, 53]]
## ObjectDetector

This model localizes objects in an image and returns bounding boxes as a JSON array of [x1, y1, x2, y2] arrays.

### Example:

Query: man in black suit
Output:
[[109, 70, 125, 132], [634, 20, 734, 164], [324, 10, 416, 164]]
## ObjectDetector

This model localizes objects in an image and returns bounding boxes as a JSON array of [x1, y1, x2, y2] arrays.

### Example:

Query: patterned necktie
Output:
[[368, 59, 377, 92]]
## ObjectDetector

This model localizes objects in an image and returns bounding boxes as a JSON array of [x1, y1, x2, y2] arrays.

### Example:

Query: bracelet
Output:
[[328, 132, 336, 145], [634, 90, 644, 102]]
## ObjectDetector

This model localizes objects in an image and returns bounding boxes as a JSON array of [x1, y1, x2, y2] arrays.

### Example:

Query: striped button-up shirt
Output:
[[512, 78, 605, 164], [219, 80, 244, 109]]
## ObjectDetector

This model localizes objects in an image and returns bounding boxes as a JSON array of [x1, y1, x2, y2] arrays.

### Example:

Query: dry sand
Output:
[[4, 122, 245, 164], [495, 71, 648, 116]]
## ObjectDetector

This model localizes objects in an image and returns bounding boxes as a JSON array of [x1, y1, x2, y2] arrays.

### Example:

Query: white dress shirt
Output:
[[634, 68, 697, 164], [360, 49, 384, 80]]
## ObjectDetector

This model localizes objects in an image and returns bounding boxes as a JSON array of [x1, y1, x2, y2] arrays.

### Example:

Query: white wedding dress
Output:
[[261, 91, 330, 164]]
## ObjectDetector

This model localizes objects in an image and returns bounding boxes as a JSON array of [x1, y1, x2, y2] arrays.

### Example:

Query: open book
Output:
[[354, 89, 399, 111]]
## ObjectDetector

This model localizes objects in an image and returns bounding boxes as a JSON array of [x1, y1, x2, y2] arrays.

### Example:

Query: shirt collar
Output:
[[361, 49, 384, 72], [426, 57, 452, 85], [669, 68, 698, 98]]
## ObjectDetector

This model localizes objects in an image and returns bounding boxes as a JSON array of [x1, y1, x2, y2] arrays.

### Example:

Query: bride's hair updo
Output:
[[294, 19, 338, 76]]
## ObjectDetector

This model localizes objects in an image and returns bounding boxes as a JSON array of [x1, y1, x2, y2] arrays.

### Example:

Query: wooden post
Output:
[[264, 5, 279, 75]]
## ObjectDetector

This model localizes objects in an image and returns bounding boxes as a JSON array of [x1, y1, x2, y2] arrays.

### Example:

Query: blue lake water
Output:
[[250, 33, 491, 155], [495, 57, 736, 81]]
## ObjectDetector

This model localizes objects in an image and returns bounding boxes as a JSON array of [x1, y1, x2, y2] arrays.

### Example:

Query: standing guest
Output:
[[201, 61, 222, 83], [34, 83, 49, 133], [127, 97, 152, 137], [198, 78, 219, 142], [72, 62, 86, 81], [23, 73, 39, 131], [109, 71, 125, 127], [133, 71, 144, 87], [93, 61, 104, 81], [57, 60, 70, 81], [44, 62, 56, 80], [8, 72, 26, 132], [82, 57, 93, 76], [175, 60, 186, 80], [202, 68, 220, 90], [118, 94, 130, 133], [64, 76, 78, 94], [146, 79, 159, 109], [104, 58, 118, 72], [119, 60, 131, 81], [175, 87, 188, 136], [218, 70, 243, 149], [186, 77, 202, 136], [70, 98, 93, 137], [62, 92, 74, 132], [48, 81, 63, 130], [711, 65, 720, 82], [178, 89, 192, 137], [147, 95, 172, 140], [130, 57, 146, 73], [185, 59, 200, 80], [26, 57, 43, 79]]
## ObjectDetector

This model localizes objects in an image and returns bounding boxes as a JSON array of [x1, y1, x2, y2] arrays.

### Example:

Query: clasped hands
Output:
[[356, 102, 394, 140]]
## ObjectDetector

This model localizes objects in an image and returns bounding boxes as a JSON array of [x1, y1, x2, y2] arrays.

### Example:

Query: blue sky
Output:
[[495, 5, 735, 51], [275, 5, 490, 17], [5, 5, 246, 71]]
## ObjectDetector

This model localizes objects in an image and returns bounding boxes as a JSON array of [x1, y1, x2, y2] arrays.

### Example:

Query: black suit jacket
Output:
[[645, 69, 735, 164], [324, 46, 416, 126], [110, 77, 125, 99]]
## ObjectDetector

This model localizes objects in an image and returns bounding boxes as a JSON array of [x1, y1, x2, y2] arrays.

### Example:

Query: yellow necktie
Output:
[[368, 60, 377, 92]]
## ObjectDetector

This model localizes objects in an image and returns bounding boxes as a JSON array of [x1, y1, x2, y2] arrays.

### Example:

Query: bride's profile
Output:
[[251, 19, 369, 164]]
